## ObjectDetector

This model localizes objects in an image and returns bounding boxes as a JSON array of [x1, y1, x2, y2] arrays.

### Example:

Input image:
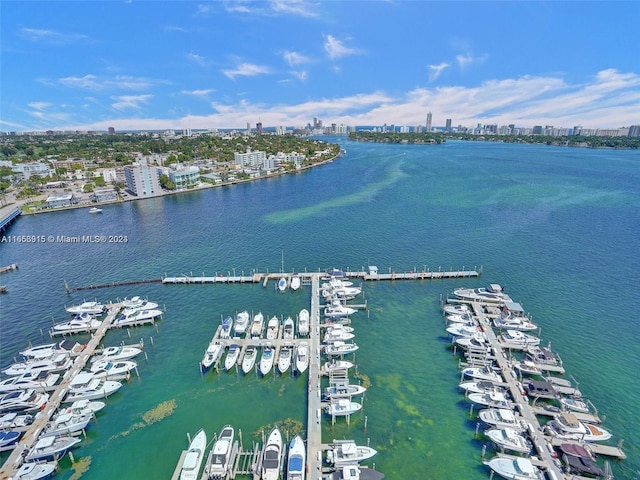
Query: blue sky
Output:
[[2, 1, 639, 132]]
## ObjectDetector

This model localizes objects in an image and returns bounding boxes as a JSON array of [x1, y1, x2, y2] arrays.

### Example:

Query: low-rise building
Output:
[[46, 193, 75, 208], [168, 164, 200, 189], [93, 188, 119, 203]]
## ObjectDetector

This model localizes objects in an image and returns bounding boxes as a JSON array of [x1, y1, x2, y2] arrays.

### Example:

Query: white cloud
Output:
[[270, 0, 317, 18], [428, 63, 450, 82], [222, 0, 318, 17], [324, 35, 361, 60], [58, 74, 163, 91], [223, 63, 272, 80], [111, 95, 152, 111], [27, 102, 53, 111], [282, 50, 312, 66], [20, 27, 88, 44], [456, 52, 488, 70], [181, 89, 215, 97], [186, 52, 211, 67], [290, 70, 309, 82]]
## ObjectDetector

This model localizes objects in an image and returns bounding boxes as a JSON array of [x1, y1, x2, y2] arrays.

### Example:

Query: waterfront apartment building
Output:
[[426, 112, 432, 132], [168, 164, 200, 189], [234, 148, 267, 169], [124, 163, 162, 196]]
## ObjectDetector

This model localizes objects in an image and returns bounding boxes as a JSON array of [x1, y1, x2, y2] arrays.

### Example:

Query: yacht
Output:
[[277, 346, 293, 374], [89, 207, 102, 213], [452, 284, 511, 304], [250, 312, 264, 338], [219, 317, 233, 339], [0, 412, 33, 430], [323, 329, 355, 343], [41, 409, 93, 437], [201, 341, 224, 371], [224, 344, 241, 371], [233, 311, 250, 336], [295, 342, 309, 373], [442, 303, 470, 316], [65, 301, 106, 315], [325, 399, 362, 417], [121, 296, 159, 311], [261, 427, 283, 480], [289, 275, 301, 292], [559, 396, 590, 414], [484, 456, 543, 480], [324, 303, 357, 318], [113, 308, 163, 327], [498, 329, 541, 347], [485, 427, 532, 454], [320, 360, 353, 376], [52, 316, 102, 333], [178, 428, 207, 480], [241, 346, 258, 374], [0, 389, 49, 414], [459, 380, 505, 395], [323, 341, 359, 356], [20, 340, 85, 360], [259, 345, 275, 376], [89, 359, 137, 380], [326, 439, 377, 466], [493, 314, 537, 331], [64, 372, 122, 402], [2, 354, 72, 377], [544, 411, 612, 442], [25, 435, 82, 462], [478, 408, 525, 431], [446, 323, 482, 337], [324, 383, 367, 400], [461, 365, 502, 383], [467, 390, 512, 409], [286, 435, 305, 480], [297, 309, 310, 336], [205, 425, 234, 479], [282, 317, 295, 339], [0, 370, 60, 393], [0, 430, 22, 451], [91, 344, 143, 363], [277, 277, 287, 292], [10, 461, 58, 480], [266, 316, 279, 340]]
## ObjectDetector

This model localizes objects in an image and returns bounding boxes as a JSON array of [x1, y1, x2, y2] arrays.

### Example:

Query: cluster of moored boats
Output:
[[446, 284, 618, 480], [0, 296, 153, 479]]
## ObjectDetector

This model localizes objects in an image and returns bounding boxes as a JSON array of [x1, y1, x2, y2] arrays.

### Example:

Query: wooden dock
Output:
[[306, 275, 323, 478]]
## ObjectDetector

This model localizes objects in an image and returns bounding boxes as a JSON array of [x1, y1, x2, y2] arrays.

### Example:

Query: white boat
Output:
[[493, 314, 538, 331], [65, 301, 105, 315], [295, 342, 309, 373], [201, 341, 224, 370], [454, 334, 489, 352], [233, 310, 250, 335], [10, 461, 58, 480], [241, 346, 257, 374], [20, 340, 85, 360], [91, 344, 142, 363], [89, 207, 102, 213], [445, 312, 476, 324], [559, 396, 590, 414], [277, 346, 293, 374], [478, 408, 525, 431], [0, 430, 22, 450], [442, 303, 470, 316], [467, 390, 512, 408], [484, 456, 543, 480], [297, 309, 309, 336], [26, 435, 81, 462], [64, 372, 122, 402], [446, 323, 482, 337], [459, 380, 505, 395], [544, 411, 612, 442], [261, 427, 283, 480], [324, 303, 357, 318], [42, 409, 93, 437], [178, 428, 207, 480], [512, 360, 543, 376], [324, 341, 358, 356], [224, 344, 241, 371], [323, 329, 355, 343], [326, 439, 377, 466], [287, 435, 305, 480], [524, 345, 561, 367], [453, 284, 511, 304], [266, 316, 279, 340], [113, 308, 163, 327], [89, 359, 137, 380], [259, 345, 275, 376], [250, 312, 264, 338], [62, 398, 106, 415], [0, 370, 60, 393], [121, 296, 159, 311], [320, 360, 353, 376], [498, 329, 541, 347], [2, 354, 72, 377], [462, 365, 502, 383], [485, 427, 532, 454], [277, 277, 287, 292], [290, 275, 301, 292], [325, 399, 362, 417], [0, 389, 49, 414], [327, 465, 385, 480], [205, 424, 234, 479], [324, 383, 367, 400], [282, 317, 295, 339], [220, 316, 233, 339], [0, 412, 33, 430], [52, 317, 102, 333]]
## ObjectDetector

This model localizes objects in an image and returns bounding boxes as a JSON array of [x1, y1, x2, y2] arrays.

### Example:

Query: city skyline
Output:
[[2, 1, 639, 132]]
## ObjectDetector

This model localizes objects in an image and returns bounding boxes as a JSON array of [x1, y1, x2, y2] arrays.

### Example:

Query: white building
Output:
[[168, 164, 200, 188], [234, 148, 267, 168], [123, 164, 162, 196]]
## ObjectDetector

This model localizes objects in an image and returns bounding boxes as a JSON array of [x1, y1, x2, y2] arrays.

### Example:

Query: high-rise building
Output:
[[256, 122, 263, 134], [425, 112, 432, 132], [108, 127, 115, 135], [124, 164, 162, 197], [445, 119, 452, 132]]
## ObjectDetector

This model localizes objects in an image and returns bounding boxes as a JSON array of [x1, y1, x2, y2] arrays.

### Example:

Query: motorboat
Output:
[[0, 370, 60, 393], [544, 412, 612, 442], [0, 412, 33, 430], [219, 316, 233, 339], [287, 434, 305, 480], [445, 312, 476, 324], [498, 329, 541, 347], [290, 275, 301, 292], [3, 354, 72, 377], [0, 430, 21, 450], [446, 323, 482, 337], [201, 341, 224, 371], [113, 308, 163, 327], [325, 268, 347, 279], [493, 314, 537, 331], [205, 424, 234, 479], [295, 342, 309, 373], [64, 372, 122, 402], [89, 207, 102, 213], [282, 317, 295, 339], [324, 383, 367, 400], [0, 389, 49, 414], [558, 443, 604, 478], [324, 303, 357, 318], [326, 439, 377, 466], [65, 301, 105, 315], [259, 345, 275, 376], [325, 399, 362, 417], [483, 456, 543, 480], [52, 317, 102, 333], [321, 276, 353, 289], [261, 426, 283, 480], [62, 398, 106, 415], [524, 345, 561, 367], [478, 408, 525, 431], [454, 334, 489, 352], [326, 465, 384, 480], [250, 312, 264, 338], [266, 316, 279, 340], [11, 461, 58, 480], [459, 380, 505, 395], [91, 344, 142, 363], [89, 359, 137, 380], [485, 427, 532, 454], [512, 360, 543, 376], [41, 409, 93, 437], [324, 329, 355, 343], [25, 435, 81, 462], [20, 340, 85, 360], [523, 379, 557, 399], [277, 277, 287, 292], [559, 396, 589, 414], [297, 309, 309, 336], [224, 344, 241, 371], [453, 284, 511, 304], [233, 311, 250, 335], [323, 341, 359, 356], [320, 359, 353, 376], [461, 365, 502, 383], [178, 428, 207, 480], [442, 303, 470, 316], [324, 324, 355, 334], [277, 346, 293, 374], [241, 346, 257, 374], [121, 296, 159, 311], [467, 390, 512, 408]]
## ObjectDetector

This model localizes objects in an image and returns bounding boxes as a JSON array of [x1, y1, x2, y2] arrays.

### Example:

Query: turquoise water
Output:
[[1, 138, 639, 479]]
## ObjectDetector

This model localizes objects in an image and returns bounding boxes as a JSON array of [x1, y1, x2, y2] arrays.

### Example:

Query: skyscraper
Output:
[[445, 118, 452, 133], [425, 112, 432, 132], [256, 122, 263, 134]]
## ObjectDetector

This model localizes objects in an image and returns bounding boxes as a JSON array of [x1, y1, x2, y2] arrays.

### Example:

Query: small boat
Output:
[[121, 296, 159, 311], [220, 317, 233, 339], [0, 412, 33, 430], [324, 383, 367, 400], [326, 439, 377, 466], [524, 345, 561, 367], [467, 390, 512, 408], [461, 365, 502, 383], [64, 372, 122, 402], [62, 398, 106, 415], [89, 359, 137, 380], [290, 275, 301, 292], [26, 435, 82, 462], [113, 308, 163, 327], [233, 310, 250, 335], [523, 379, 557, 399], [544, 411, 612, 442], [89, 207, 102, 213], [324, 304, 357, 318], [266, 316, 279, 340], [20, 340, 85, 360], [297, 309, 310, 336], [259, 345, 275, 376], [445, 312, 476, 324], [446, 323, 482, 337], [478, 408, 525, 431], [453, 284, 511, 304], [498, 329, 541, 347], [261, 427, 283, 480], [91, 344, 142, 363], [52, 317, 102, 333], [250, 312, 264, 338], [325, 399, 362, 417], [321, 360, 353, 376], [0, 430, 21, 450], [454, 334, 490, 352], [485, 427, 532, 454], [277, 277, 287, 292], [559, 396, 589, 414], [224, 344, 241, 371], [512, 360, 543, 376], [201, 341, 224, 371], [0, 370, 60, 393], [41, 410, 93, 437], [493, 314, 537, 331], [323, 341, 359, 356], [65, 301, 105, 315], [241, 346, 257, 374], [0, 389, 49, 414], [205, 425, 234, 479], [484, 456, 543, 480], [295, 342, 309, 373], [283, 317, 295, 339], [459, 380, 505, 395], [277, 346, 293, 374], [2, 354, 72, 377], [442, 303, 470, 316], [323, 329, 355, 343], [178, 428, 207, 480], [10, 460, 57, 480], [287, 435, 305, 480]]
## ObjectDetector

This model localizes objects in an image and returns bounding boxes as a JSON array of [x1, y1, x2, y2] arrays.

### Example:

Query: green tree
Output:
[[159, 174, 175, 190]]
